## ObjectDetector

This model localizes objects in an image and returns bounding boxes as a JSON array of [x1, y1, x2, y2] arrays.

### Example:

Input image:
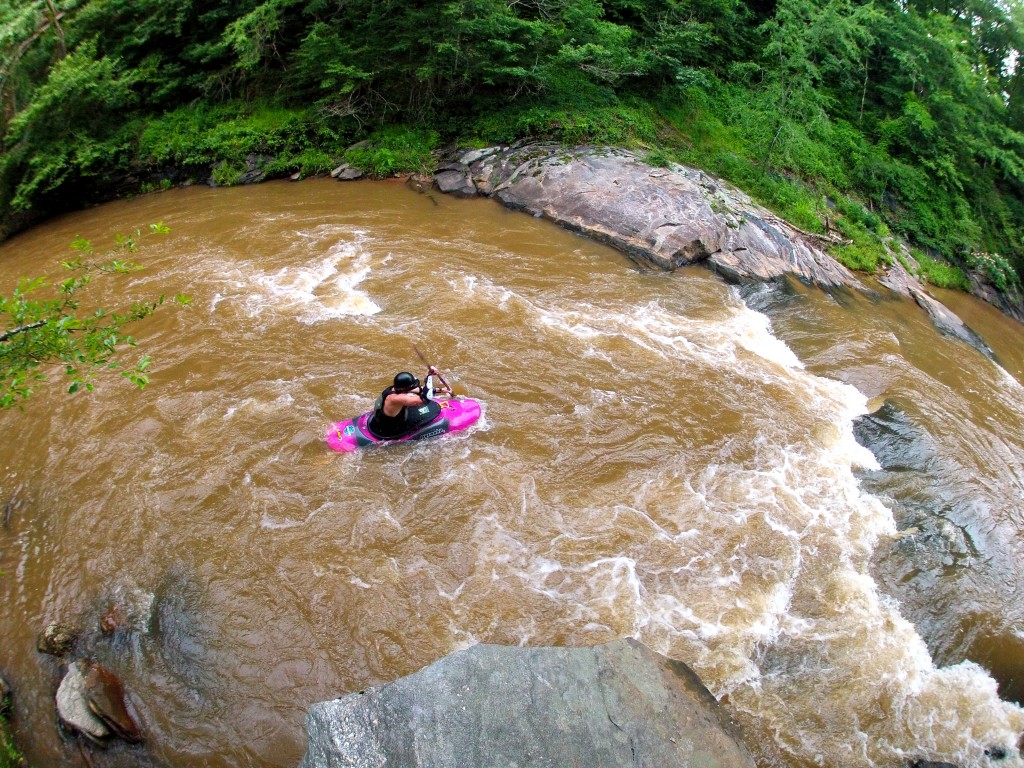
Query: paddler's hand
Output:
[[427, 365, 441, 377]]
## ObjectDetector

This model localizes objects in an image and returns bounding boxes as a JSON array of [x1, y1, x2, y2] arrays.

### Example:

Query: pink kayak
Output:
[[326, 397, 482, 452]]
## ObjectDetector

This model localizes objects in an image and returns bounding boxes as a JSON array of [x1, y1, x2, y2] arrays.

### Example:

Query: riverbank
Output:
[[0, 675, 24, 768], [415, 143, 1000, 360]]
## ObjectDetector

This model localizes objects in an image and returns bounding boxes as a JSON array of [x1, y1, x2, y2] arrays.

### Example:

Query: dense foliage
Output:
[[3, 0, 1024, 290]]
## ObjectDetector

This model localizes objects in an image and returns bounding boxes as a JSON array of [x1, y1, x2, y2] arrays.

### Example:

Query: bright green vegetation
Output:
[[343, 126, 440, 178], [0, 694, 22, 768], [912, 248, 972, 291], [0, 721, 23, 768], [3, 1, 1024, 293], [0, 224, 191, 408]]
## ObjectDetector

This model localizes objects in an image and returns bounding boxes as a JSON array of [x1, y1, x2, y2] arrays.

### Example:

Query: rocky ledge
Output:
[[422, 144, 997, 358], [300, 638, 756, 768]]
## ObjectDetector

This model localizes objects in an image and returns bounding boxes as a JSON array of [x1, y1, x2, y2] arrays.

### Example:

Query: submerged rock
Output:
[[878, 258, 994, 358], [300, 637, 756, 768], [2, 486, 24, 529], [853, 400, 935, 473], [100, 603, 127, 635], [38, 622, 79, 657]]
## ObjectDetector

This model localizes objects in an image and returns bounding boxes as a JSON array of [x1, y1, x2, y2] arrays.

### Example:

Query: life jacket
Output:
[[367, 386, 440, 439]]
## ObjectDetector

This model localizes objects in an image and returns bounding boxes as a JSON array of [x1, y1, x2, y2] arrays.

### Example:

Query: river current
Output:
[[1, 179, 1022, 767]]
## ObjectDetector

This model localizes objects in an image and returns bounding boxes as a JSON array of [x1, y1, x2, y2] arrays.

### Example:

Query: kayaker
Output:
[[367, 367, 451, 438]]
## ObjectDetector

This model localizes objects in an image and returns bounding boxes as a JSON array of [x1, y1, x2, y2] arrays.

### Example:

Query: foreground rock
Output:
[[430, 144, 995, 357], [301, 638, 756, 768], [56, 662, 110, 743], [55, 660, 144, 745], [83, 662, 144, 743]]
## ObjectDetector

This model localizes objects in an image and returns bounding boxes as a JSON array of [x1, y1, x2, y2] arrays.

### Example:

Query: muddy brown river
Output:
[[1, 178, 1023, 767]]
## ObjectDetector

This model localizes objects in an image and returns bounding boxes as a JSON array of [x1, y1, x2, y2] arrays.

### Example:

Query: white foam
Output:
[[453, 277, 1024, 765], [456, 277, 807, 381], [205, 231, 381, 321], [246, 239, 381, 321], [728, 301, 805, 370]]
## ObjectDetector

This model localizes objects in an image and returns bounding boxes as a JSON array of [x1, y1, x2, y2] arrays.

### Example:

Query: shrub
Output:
[[470, 103, 658, 147], [211, 161, 245, 187], [0, 712, 22, 768], [965, 251, 1020, 292], [643, 148, 672, 168], [265, 148, 337, 177], [344, 126, 440, 177], [833, 217, 890, 272], [138, 102, 348, 179]]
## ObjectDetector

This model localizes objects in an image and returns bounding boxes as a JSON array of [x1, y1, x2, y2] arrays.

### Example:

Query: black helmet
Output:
[[393, 371, 420, 391]]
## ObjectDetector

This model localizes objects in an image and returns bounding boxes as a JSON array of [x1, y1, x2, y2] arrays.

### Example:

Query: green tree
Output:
[[0, 40, 140, 213], [755, 0, 879, 168]]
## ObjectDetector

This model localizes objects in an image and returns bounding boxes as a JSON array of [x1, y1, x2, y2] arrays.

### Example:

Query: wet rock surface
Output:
[[856, 401, 1024, 709], [853, 400, 936, 473], [38, 622, 79, 657], [83, 662, 144, 743], [878, 256, 994, 358], [56, 661, 111, 743], [301, 637, 756, 768], [55, 660, 144, 747], [437, 144, 859, 286]]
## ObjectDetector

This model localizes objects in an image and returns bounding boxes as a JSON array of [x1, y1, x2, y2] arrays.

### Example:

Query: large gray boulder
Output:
[[300, 638, 756, 768], [442, 144, 858, 288]]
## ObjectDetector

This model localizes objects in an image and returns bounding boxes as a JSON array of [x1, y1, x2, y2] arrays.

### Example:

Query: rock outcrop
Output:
[[428, 144, 996, 358], [435, 144, 858, 286], [878, 257, 994, 358], [300, 637, 756, 768]]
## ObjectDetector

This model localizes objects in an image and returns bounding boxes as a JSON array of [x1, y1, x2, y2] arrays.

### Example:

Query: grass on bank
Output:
[[913, 248, 972, 291], [138, 102, 348, 185]]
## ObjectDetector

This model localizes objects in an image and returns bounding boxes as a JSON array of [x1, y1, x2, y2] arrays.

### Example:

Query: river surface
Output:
[[1, 179, 1023, 768]]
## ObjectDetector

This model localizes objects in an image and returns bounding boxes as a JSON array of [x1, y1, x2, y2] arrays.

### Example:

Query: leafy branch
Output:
[[0, 222, 189, 409]]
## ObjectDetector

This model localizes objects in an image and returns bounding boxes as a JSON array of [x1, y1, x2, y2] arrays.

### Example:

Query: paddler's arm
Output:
[[382, 391, 425, 416]]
